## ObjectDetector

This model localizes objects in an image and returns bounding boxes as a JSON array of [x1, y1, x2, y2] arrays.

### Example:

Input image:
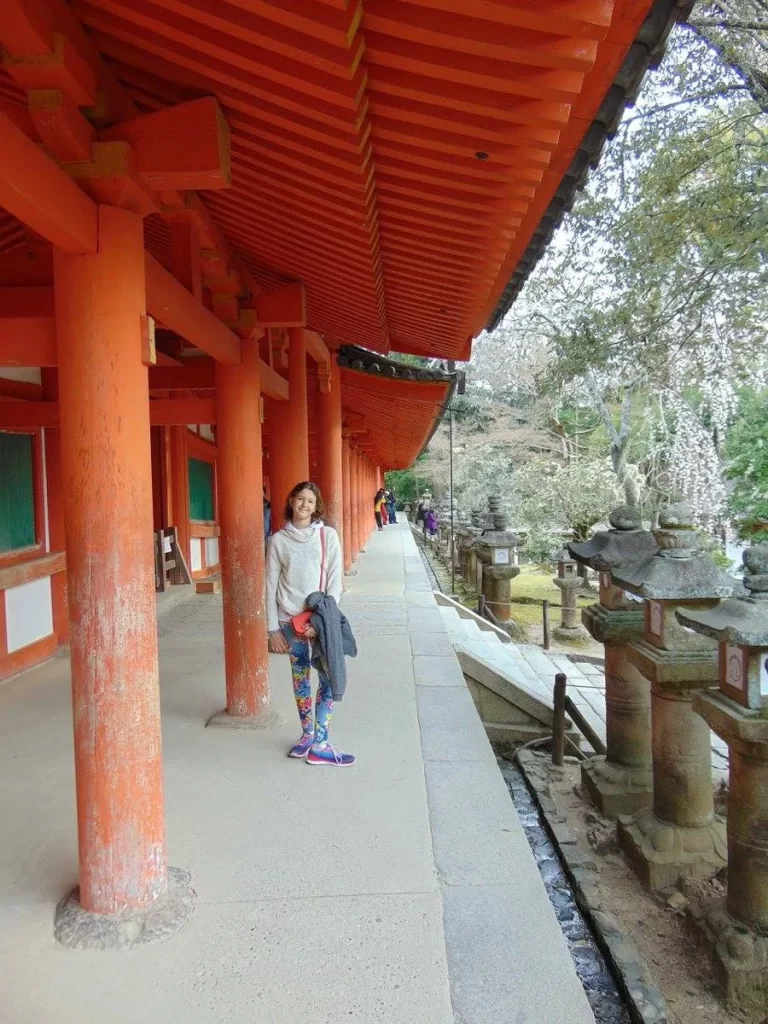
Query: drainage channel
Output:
[[499, 758, 632, 1024]]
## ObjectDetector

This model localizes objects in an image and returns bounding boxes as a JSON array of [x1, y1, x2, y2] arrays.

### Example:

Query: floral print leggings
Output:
[[281, 623, 334, 744]]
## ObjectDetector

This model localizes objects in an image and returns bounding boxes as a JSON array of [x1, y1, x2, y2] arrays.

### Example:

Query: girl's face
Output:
[[291, 488, 317, 522]]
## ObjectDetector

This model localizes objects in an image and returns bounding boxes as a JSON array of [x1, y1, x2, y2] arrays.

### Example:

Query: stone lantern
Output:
[[569, 506, 659, 817], [611, 504, 733, 890], [552, 548, 588, 641], [456, 512, 478, 586], [676, 545, 768, 1018], [473, 496, 520, 623]]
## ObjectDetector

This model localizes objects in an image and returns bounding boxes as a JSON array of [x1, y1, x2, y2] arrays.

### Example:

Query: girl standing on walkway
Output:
[[266, 481, 355, 766]]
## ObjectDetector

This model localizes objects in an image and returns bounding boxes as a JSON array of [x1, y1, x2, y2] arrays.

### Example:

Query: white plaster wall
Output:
[[190, 539, 203, 572], [0, 367, 41, 384], [199, 425, 215, 442], [5, 576, 53, 653], [205, 536, 219, 566]]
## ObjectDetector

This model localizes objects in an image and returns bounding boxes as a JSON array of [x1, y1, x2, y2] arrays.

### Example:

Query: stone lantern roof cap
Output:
[[569, 505, 659, 571], [610, 504, 734, 601], [676, 544, 768, 646]]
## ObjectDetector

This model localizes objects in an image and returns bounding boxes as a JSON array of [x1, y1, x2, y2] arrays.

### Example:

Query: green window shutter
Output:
[[188, 457, 215, 521], [0, 432, 36, 553]]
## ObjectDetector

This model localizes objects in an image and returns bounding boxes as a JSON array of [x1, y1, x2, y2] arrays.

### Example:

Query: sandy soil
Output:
[[547, 762, 743, 1024]]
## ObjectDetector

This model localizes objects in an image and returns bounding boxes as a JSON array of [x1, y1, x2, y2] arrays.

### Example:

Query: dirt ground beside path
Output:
[[548, 764, 743, 1024]]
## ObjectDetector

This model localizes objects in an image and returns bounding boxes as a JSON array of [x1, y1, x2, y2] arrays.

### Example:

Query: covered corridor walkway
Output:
[[0, 519, 594, 1024]]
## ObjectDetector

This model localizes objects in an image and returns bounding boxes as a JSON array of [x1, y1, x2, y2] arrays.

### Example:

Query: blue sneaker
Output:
[[287, 733, 314, 758], [306, 743, 356, 767]]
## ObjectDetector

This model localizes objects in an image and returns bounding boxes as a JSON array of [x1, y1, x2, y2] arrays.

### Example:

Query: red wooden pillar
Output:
[[266, 327, 308, 526], [351, 449, 360, 560], [316, 358, 343, 540], [54, 206, 166, 914], [368, 460, 376, 540], [211, 338, 275, 725], [341, 436, 352, 573]]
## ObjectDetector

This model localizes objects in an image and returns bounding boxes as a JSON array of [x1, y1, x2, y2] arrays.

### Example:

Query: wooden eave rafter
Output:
[[340, 364, 451, 470]]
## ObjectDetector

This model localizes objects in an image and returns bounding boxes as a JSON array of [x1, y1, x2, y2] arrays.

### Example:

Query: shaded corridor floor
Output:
[[0, 521, 594, 1024]]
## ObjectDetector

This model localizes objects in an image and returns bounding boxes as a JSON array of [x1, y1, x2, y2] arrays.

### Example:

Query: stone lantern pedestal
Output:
[[611, 505, 733, 891], [456, 518, 480, 590], [569, 506, 658, 817], [676, 545, 768, 1019], [552, 549, 588, 641], [473, 496, 520, 623]]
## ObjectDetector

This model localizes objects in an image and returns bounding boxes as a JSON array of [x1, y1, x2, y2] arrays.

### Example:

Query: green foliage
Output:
[[497, 25, 768, 526], [515, 457, 638, 540], [522, 527, 560, 567], [725, 389, 768, 541], [388, 352, 433, 367], [385, 458, 431, 506]]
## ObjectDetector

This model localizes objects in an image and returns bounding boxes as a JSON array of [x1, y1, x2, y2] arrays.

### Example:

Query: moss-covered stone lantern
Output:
[[569, 506, 659, 817], [676, 545, 768, 1019], [611, 504, 733, 890]]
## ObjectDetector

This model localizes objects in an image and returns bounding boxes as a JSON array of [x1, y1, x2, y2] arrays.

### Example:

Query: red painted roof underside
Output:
[[71, 0, 654, 362], [0, 2, 656, 468]]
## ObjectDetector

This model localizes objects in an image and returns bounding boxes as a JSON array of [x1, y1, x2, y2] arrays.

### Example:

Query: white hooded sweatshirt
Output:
[[265, 520, 343, 633]]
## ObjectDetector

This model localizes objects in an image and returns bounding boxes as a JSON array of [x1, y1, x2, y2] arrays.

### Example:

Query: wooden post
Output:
[[552, 672, 567, 767], [542, 599, 551, 650]]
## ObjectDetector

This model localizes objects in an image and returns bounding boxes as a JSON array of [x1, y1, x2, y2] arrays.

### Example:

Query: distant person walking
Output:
[[425, 507, 438, 543], [415, 500, 427, 539], [386, 488, 397, 525], [374, 488, 387, 530], [266, 481, 356, 766]]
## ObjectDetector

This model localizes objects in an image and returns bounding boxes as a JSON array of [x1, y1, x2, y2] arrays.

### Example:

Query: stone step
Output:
[[459, 617, 484, 640], [195, 575, 221, 595], [439, 605, 461, 621]]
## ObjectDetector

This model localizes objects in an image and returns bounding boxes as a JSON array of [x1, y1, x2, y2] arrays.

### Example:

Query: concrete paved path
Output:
[[0, 519, 594, 1024]]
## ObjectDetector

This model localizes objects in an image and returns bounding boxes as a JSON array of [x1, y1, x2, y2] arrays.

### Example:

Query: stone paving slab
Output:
[[442, 884, 594, 1024], [426, 758, 533, 886], [410, 631, 456, 657], [412, 654, 467, 687], [416, 685, 492, 762]]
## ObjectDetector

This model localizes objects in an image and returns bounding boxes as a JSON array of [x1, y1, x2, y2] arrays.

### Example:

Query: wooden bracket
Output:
[[140, 314, 156, 366]]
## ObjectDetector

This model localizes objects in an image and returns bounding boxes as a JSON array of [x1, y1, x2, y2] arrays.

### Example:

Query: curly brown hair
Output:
[[284, 481, 325, 523]]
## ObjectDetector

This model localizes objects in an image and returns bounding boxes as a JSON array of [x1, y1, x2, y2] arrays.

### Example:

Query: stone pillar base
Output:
[[617, 807, 727, 891], [54, 866, 195, 950], [206, 707, 284, 729], [552, 624, 587, 642], [690, 898, 768, 1020], [581, 755, 653, 818]]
